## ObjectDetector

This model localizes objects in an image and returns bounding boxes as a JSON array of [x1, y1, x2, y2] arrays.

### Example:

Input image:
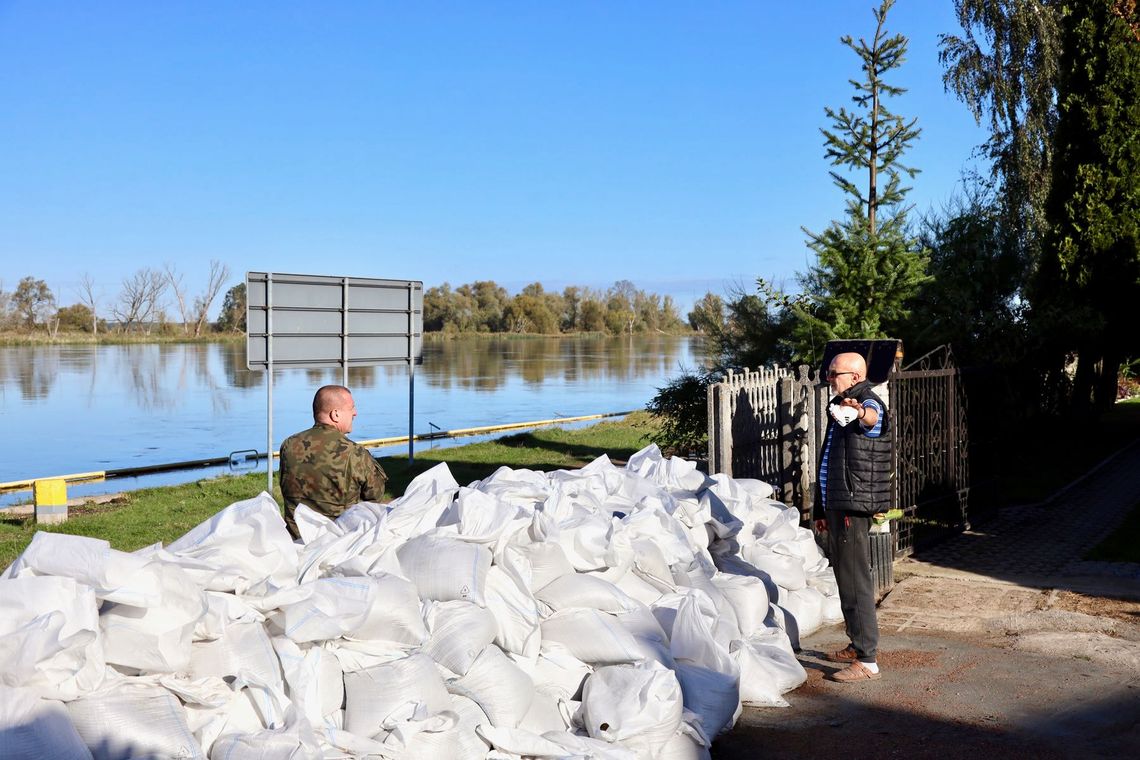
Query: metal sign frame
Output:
[[246, 271, 423, 491]]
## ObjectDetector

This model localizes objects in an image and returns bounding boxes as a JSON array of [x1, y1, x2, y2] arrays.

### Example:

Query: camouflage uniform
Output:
[[279, 423, 387, 538]]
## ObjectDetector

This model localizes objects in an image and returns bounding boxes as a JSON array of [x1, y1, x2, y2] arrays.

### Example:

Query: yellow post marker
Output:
[[33, 478, 68, 525]]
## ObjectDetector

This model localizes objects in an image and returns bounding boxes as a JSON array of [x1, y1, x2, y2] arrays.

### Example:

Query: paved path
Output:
[[901, 438, 1140, 593]]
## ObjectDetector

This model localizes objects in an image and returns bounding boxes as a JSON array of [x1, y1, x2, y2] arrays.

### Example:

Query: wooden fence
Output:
[[707, 365, 830, 521]]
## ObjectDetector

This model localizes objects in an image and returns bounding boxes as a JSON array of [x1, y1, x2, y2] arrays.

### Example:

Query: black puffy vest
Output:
[[821, 380, 892, 514]]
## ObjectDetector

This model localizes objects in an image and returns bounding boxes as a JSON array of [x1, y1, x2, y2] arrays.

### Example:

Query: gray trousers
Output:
[[826, 511, 879, 663]]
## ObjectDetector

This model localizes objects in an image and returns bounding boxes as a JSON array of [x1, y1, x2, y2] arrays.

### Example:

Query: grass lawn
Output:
[[0, 413, 661, 569]]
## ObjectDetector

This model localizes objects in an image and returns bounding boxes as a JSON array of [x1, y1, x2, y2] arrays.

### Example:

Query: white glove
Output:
[[828, 402, 859, 426]]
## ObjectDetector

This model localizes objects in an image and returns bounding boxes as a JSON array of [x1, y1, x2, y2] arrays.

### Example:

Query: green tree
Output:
[[688, 292, 725, 333], [902, 183, 1026, 366], [1035, 0, 1140, 410], [55, 303, 96, 332], [940, 0, 1061, 268], [793, 0, 929, 362], [216, 283, 246, 333], [12, 276, 56, 329]]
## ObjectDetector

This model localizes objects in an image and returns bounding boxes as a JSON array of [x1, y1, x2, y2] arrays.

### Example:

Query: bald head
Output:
[[828, 352, 867, 394], [313, 385, 357, 433]]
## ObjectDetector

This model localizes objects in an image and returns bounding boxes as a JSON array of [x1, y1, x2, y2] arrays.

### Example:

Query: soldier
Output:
[[279, 385, 387, 538]]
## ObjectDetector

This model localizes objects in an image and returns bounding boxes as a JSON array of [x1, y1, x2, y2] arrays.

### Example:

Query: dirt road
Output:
[[712, 575, 1140, 759]]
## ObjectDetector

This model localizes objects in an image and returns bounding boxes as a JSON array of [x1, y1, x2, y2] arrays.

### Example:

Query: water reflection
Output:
[[420, 336, 688, 392]]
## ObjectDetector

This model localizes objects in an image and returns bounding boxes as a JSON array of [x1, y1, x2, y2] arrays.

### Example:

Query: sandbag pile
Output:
[[0, 444, 843, 760]]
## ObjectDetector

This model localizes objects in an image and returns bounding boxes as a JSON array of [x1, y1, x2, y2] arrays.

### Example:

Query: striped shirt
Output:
[[820, 398, 883, 509]]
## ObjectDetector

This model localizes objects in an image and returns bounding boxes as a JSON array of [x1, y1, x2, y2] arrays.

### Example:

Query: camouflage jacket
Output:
[[279, 423, 387, 532]]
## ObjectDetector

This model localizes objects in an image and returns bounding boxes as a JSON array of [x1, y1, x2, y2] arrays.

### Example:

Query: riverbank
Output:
[[1, 329, 700, 346], [0, 329, 244, 346], [0, 412, 662, 568]]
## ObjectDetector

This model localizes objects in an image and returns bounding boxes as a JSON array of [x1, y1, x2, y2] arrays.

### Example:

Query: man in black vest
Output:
[[814, 351, 891, 682]]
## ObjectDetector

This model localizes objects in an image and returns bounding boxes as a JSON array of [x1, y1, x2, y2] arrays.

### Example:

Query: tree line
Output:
[[424, 280, 687, 335], [0, 272, 694, 338], [0, 261, 234, 337]]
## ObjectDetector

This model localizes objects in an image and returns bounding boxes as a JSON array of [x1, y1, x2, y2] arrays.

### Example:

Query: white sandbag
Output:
[[740, 542, 807, 591], [206, 669, 323, 760], [271, 574, 426, 645], [669, 591, 740, 737], [164, 492, 298, 596], [611, 606, 675, 670], [625, 445, 707, 493], [518, 687, 571, 735], [477, 725, 639, 760], [657, 719, 713, 760], [541, 609, 645, 665], [711, 573, 770, 637], [484, 565, 541, 657], [446, 486, 527, 543], [397, 535, 491, 606], [535, 573, 638, 614], [67, 681, 206, 760], [343, 653, 451, 739], [807, 566, 839, 596], [295, 514, 402, 583], [196, 590, 265, 641], [612, 567, 667, 606], [379, 462, 460, 540], [0, 575, 105, 699], [621, 507, 695, 568], [446, 645, 534, 729], [272, 638, 344, 727], [531, 641, 592, 699], [732, 641, 789, 708], [422, 600, 499, 676], [578, 665, 683, 756], [0, 686, 91, 760], [510, 541, 576, 591], [553, 509, 614, 572], [472, 466, 551, 511], [379, 709, 463, 760], [191, 621, 282, 691], [673, 662, 740, 739], [447, 694, 493, 758], [2, 533, 158, 607], [99, 560, 206, 673], [780, 586, 825, 639], [739, 634, 808, 696]]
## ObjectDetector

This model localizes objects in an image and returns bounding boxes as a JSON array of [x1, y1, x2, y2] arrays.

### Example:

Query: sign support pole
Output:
[[341, 277, 350, 387], [408, 281, 415, 464], [266, 272, 274, 494]]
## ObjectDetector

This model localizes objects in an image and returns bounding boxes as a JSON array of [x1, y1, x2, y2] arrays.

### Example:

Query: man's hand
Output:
[[814, 518, 827, 533]]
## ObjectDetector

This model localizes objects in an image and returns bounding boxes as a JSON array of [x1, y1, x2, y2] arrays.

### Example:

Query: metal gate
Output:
[[889, 346, 970, 556]]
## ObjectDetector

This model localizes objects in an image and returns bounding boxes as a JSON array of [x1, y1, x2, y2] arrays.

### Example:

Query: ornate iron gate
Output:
[[889, 346, 970, 556]]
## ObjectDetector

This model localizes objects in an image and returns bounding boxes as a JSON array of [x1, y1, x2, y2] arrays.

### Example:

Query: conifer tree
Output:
[[790, 0, 930, 361]]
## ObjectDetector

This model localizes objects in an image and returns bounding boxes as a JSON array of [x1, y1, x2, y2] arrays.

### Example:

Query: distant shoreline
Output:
[[2, 329, 698, 347]]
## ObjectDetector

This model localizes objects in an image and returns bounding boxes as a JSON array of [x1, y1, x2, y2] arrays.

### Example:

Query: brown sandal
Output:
[[825, 644, 858, 663], [828, 660, 881, 682]]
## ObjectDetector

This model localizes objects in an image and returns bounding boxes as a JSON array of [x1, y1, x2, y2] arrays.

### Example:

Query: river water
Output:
[[0, 336, 702, 503]]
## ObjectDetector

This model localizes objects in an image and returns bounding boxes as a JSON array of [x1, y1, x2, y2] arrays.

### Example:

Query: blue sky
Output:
[[0, 1, 986, 316]]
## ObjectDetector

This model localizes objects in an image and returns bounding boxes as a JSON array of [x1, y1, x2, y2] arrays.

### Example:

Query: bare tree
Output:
[[77, 272, 101, 336], [192, 260, 230, 336], [165, 264, 192, 334], [113, 268, 168, 332]]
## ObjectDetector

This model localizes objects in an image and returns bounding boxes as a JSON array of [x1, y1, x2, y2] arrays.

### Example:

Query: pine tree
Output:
[[791, 0, 930, 362]]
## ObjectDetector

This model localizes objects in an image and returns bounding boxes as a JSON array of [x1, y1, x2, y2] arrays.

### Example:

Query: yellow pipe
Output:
[[0, 470, 106, 495], [357, 411, 633, 448]]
